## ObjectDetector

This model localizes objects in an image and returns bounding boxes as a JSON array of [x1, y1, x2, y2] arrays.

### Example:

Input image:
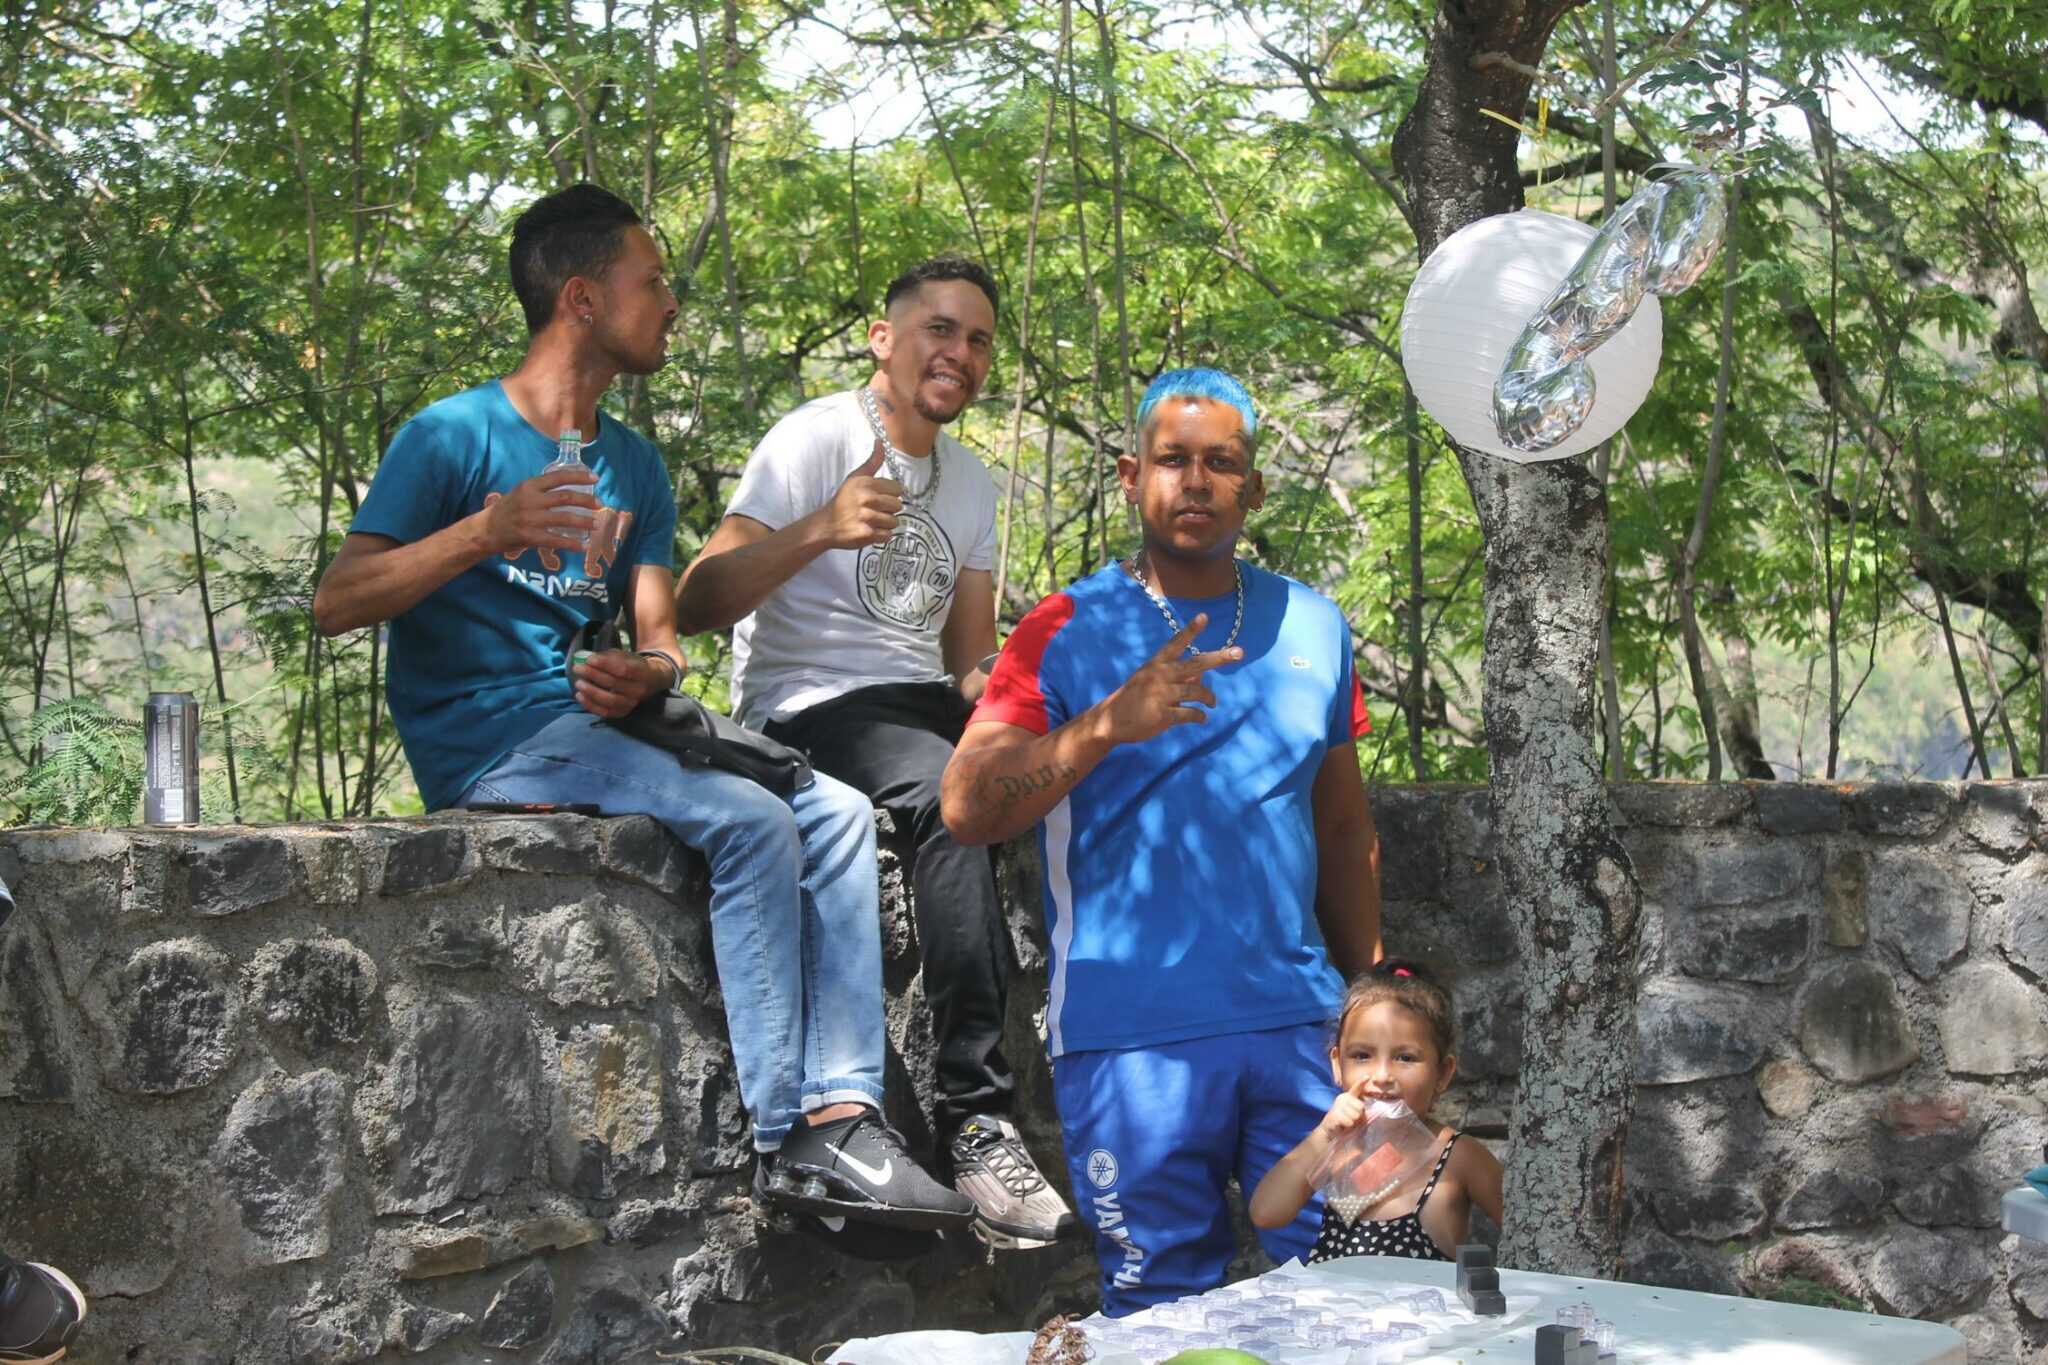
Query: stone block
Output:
[[12, 831, 133, 995], [478, 815, 601, 876], [1795, 960, 1920, 1084], [2009, 1233, 2048, 1319], [1939, 963, 2048, 1076], [1875, 1092, 1985, 1169], [1631, 1077, 1769, 1190], [365, 998, 540, 1215], [689, 1056, 751, 1176], [1847, 782, 1961, 838], [287, 1302, 381, 1365], [602, 816, 696, 897], [1372, 787, 1447, 901], [1758, 1058, 1818, 1118], [1456, 981, 1523, 1079], [89, 939, 242, 1094], [408, 911, 504, 971], [213, 1070, 348, 1264], [1741, 1234, 1867, 1308], [181, 834, 294, 916], [1651, 1181, 1767, 1240], [480, 1262, 556, 1350], [513, 902, 660, 1009], [1864, 1224, 1994, 1318], [1896, 1164, 1996, 1229], [1611, 782, 1751, 828], [504, 1214, 604, 1261], [1623, 831, 1699, 912], [1822, 849, 1869, 948], [1689, 840, 1818, 911], [1963, 783, 2040, 853], [1635, 980, 1768, 1084], [2000, 857, 2048, 979], [250, 938, 381, 1055], [1622, 1225, 1740, 1295], [390, 1304, 472, 1354], [0, 924, 70, 1101], [1676, 902, 1812, 984], [291, 833, 361, 905], [550, 1021, 666, 1197], [1387, 896, 1513, 967], [1871, 851, 1972, 980], [372, 825, 475, 896], [608, 1196, 702, 1248], [1754, 782, 1845, 835], [9, 1124, 182, 1296], [1778, 1170, 1885, 1231], [394, 1229, 489, 1281], [539, 1284, 672, 1364]]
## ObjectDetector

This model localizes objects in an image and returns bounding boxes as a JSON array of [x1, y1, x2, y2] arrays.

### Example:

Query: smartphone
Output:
[[465, 801, 602, 815]]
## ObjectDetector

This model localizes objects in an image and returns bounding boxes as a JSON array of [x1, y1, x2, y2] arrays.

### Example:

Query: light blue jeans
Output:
[[461, 711, 885, 1150]]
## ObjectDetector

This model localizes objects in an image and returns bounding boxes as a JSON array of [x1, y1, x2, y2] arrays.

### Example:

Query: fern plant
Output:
[[4, 698, 144, 826]]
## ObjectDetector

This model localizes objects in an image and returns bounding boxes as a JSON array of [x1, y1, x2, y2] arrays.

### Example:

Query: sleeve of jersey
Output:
[[1330, 619, 1372, 744], [969, 592, 1076, 736], [351, 416, 457, 544], [723, 421, 802, 532]]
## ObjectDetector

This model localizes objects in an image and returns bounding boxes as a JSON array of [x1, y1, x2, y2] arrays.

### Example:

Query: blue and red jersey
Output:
[[973, 561, 1370, 1057]]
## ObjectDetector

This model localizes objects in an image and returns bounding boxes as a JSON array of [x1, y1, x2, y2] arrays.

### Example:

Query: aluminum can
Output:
[[143, 692, 201, 825]]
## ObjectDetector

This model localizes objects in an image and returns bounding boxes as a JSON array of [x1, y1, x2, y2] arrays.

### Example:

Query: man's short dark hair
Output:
[[882, 256, 999, 318], [509, 183, 643, 335]]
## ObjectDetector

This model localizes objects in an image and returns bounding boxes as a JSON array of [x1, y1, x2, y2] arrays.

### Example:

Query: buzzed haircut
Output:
[[883, 255, 1000, 318], [509, 183, 643, 335], [1137, 367, 1260, 460]]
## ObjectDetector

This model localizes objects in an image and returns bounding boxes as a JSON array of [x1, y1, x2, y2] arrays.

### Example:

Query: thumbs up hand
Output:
[[823, 439, 904, 550]]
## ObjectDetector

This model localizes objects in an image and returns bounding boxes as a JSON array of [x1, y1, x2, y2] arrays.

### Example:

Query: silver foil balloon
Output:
[[1643, 169, 1727, 295], [1493, 167, 1727, 455]]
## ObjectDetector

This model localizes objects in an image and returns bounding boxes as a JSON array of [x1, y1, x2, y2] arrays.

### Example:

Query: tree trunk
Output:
[[1392, 0, 1642, 1277]]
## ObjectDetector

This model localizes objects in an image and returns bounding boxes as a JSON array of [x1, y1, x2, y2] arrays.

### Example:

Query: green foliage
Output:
[[2, 0, 2044, 824], [3, 701, 145, 827]]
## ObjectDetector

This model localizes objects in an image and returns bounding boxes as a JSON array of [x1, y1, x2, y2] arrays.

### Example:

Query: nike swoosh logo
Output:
[[819, 1216, 847, 1232], [827, 1143, 893, 1186]]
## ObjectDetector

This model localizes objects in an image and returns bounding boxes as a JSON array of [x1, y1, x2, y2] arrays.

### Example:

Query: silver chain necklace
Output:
[[1124, 551, 1245, 654], [858, 386, 943, 511]]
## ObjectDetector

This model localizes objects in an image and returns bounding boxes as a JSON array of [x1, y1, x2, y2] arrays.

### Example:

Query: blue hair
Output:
[[1136, 368, 1258, 449]]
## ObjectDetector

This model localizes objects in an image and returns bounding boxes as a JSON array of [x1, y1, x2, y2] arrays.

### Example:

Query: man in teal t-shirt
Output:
[[312, 183, 970, 1239]]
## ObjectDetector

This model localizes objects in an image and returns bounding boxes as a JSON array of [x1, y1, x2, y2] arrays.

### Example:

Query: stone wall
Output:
[[3, 781, 2047, 1362], [0, 814, 1090, 1364], [1372, 780, 2048, 1364]]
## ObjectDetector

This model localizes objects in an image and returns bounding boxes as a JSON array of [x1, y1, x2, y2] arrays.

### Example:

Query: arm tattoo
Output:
[[988, 760, 1077, 810]]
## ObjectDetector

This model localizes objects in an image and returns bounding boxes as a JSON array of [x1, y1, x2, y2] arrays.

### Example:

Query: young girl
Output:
[[1250, 960, 1503, 1263]]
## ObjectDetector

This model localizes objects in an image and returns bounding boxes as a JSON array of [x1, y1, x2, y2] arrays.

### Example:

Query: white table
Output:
[[2005, 1185, 2048, 1242], [826, 1255, 1964, 1365]]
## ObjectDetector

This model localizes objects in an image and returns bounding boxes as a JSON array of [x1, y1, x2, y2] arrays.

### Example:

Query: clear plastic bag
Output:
[[1308, 1099, 1440, 1220]]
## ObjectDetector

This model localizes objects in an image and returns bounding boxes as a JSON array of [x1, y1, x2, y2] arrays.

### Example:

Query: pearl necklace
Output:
[[858, 386, 943, 511], [1123, 552, 1245, 655]]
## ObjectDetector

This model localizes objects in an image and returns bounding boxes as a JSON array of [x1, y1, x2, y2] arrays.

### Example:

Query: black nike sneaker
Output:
[[760, 1110, 976, 1232], [749, 1159, 943, 1262]]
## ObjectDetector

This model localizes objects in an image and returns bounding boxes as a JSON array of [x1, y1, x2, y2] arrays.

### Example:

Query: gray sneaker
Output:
[[949, 1115, 1079, 1248]]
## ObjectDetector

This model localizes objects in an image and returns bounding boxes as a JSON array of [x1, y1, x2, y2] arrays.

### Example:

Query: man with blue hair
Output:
[[940, 367, 1384, 1312]]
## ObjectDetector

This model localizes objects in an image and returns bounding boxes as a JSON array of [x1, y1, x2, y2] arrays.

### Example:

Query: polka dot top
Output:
[[1307, 1132, 1461, 1265]]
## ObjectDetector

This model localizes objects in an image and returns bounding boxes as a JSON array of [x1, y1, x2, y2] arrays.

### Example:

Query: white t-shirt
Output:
[[726, 390, 999, 727]]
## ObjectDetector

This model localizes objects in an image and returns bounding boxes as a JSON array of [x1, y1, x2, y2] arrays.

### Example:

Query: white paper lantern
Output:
[[1400, 209, 1662, 463]]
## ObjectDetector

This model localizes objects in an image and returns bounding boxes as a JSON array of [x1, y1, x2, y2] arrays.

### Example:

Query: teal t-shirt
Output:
[[350, 380, 677, 809]]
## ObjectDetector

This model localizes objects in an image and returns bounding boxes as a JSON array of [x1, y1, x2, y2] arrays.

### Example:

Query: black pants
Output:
[[765, 682, 1013, 1136]]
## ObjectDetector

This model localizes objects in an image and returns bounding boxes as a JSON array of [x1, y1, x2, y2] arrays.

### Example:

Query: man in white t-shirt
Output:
[[678, 257, 1076, 1249]]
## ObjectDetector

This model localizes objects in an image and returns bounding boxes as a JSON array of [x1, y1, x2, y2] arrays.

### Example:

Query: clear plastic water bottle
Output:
[[547, 427, 594, 546]]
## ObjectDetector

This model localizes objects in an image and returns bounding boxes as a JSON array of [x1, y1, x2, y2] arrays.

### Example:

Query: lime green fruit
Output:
[[1160, 1351, 1271, 1365]]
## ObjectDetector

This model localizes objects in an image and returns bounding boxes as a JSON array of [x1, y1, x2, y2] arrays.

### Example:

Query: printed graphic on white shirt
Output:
[[857, 509, 957, 628]]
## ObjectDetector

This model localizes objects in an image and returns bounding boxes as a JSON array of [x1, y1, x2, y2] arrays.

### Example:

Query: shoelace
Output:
[[958, 1125, 1050, 1198]]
